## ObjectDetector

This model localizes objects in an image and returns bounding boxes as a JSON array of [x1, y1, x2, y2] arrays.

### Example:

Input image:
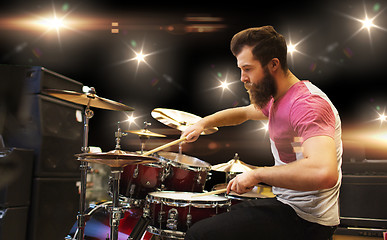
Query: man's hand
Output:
[[181, 123, 205, 143], [227, 170, 260, 194]]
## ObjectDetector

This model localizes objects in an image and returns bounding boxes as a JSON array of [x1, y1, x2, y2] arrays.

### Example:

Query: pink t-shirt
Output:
[[261, 80, 336, 163], [261, 80, 342, 226]]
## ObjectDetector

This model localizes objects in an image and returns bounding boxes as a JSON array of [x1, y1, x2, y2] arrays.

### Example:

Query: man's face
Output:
[[236, 46, 276, 108]]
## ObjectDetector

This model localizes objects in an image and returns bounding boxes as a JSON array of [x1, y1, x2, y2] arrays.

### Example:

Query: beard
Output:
[[245, 67, 277, 109]]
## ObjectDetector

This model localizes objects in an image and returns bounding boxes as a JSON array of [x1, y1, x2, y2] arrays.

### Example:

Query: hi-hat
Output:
[[75, 149, 158, 167], [211, 153, 258, 173], [126, 129, 166, 138], [151, 108, 218, 135], [43, 89, 134, 111]]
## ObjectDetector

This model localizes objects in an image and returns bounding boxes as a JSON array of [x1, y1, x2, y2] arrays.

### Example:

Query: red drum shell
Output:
[[146, 191, 230, 236], [157, 152, 211, 193], [120, 163, 164, 200]]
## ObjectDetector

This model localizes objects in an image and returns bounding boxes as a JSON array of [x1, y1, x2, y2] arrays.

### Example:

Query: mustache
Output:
[[244, 82, 252, 91]]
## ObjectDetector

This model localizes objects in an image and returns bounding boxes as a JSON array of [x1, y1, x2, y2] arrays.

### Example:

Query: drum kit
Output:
[[43, 88, 274, 240]]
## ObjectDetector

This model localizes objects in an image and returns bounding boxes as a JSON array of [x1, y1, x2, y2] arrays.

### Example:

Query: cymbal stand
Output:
[[77, 88, 96, 240], [139, 122, 151, 154], [109, 167, 124, 240], [115, 122, 127, 150]]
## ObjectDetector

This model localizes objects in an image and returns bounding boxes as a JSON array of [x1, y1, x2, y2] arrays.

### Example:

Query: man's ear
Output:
[[268, 58, 280, 73]]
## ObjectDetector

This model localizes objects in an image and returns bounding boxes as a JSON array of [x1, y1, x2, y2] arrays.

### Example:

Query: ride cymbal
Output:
[[151, 108, 218, 135]]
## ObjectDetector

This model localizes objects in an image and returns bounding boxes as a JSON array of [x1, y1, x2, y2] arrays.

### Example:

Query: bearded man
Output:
[[182, 26, 342, 240]]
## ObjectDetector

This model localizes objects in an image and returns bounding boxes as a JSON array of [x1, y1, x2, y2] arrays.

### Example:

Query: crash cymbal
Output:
[[211, 153, 258, 173], [43, 89, 134, 111], [126, 129, 166, 138], [75, 149, 158, 167], [151, 108, 218, 135]]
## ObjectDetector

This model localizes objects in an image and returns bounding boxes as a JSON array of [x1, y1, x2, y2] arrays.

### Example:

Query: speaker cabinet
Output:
[[339, 175, 387, 236], [4, 94, 83, 177], [0, 148, 34, 207], [28, 178, 79, 240], [0, 206, 29, 240]]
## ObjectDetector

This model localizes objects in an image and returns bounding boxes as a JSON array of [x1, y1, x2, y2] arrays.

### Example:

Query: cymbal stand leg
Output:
[[77, 106, 94, 240], [109, 167, 123, 240]]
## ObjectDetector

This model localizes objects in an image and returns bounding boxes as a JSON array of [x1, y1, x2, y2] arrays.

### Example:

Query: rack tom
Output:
[[157, 152, 211, 192]]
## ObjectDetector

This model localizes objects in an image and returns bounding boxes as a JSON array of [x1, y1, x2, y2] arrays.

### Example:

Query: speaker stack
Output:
[[1, 65, 84, 240], [338, 141, 387, 237]]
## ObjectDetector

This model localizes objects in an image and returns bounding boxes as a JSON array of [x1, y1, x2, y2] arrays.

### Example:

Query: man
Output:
[[182, 26, 342, 240]]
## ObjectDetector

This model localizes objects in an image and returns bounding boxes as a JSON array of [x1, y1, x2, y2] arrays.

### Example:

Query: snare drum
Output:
[[157, 152, 211, 192], [120, 162, 166, 202], [145, 191, 231, 239]]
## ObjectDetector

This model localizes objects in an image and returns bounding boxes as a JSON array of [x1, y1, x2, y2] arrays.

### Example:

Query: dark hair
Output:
[[230, 26, 288, 71]]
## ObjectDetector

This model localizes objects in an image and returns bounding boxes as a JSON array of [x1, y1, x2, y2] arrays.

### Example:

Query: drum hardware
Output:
[[166, 208, 179, 230], [43, 88, 135, 240], [114, 121, 128, 151]]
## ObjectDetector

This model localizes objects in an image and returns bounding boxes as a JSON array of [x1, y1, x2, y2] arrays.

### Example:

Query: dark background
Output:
[[1, 0, 387, 166]]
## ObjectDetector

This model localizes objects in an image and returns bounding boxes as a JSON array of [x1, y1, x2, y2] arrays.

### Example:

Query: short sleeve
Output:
[[290, 95, 335, 142]]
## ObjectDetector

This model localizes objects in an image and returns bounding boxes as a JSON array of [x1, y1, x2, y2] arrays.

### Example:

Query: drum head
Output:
[[158, 152, 211, 170]]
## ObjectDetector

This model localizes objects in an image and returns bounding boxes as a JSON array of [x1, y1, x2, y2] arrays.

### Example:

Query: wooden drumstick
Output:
[[191, 188, 228, 198], [142, 137, 187, 156]]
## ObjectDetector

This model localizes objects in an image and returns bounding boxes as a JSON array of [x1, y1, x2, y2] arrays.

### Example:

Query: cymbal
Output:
[[211, 153, 258, 173], [43, 89, 134, 111], [75, 149, 158, 167], [126, 129, 166, 138], [151, 108, 218, 135]]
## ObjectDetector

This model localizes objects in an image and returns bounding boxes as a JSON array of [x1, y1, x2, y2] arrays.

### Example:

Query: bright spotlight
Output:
[[134, 51, 146, 63], [377, 112, 387, 123], [361, 16, 376, 30], [220, 81, 230, 90], [287, 43, 297, 54], [41, 16, 64, 30]]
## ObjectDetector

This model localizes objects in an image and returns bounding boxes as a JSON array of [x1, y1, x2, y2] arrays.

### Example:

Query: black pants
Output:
[[184, 198, 337, 240]]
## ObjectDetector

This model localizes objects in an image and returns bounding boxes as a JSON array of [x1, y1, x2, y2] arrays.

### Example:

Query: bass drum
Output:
[[66, 201, 153, 240]]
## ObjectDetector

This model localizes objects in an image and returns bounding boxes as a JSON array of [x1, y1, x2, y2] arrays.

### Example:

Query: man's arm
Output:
[[227, 135, 339, 194], [182, 104, 267, 142]]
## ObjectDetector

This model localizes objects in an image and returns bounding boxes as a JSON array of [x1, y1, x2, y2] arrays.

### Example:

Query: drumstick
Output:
[[142, 137, 187, 156], [191, 188, 228, 198]]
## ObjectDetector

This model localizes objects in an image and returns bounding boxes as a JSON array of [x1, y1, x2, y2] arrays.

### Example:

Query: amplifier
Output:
[[0, 148, 34, 207], [339, 174, 387, 236], [0, 65, 83, 94], [4, 95, 83, 177]]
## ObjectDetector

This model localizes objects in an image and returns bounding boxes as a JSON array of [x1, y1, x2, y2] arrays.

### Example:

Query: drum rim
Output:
[[146, 191, 231, 208]]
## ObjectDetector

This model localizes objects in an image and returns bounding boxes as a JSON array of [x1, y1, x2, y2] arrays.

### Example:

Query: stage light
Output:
[[220, 81, 230, 90], [361, 16, 376, 30], [40, 16, 64, 30], [260, 121, 269, 132], [287, 43, 297, 54], [338, 3, 387, 46], [134, 51, 146, 63], [377, 112, 387, 123]]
